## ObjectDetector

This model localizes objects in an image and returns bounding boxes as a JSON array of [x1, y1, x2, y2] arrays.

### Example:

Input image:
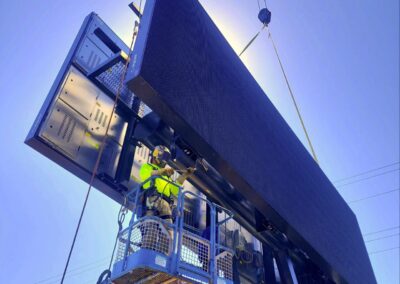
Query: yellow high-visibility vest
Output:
[[139, 163, 180, 198]]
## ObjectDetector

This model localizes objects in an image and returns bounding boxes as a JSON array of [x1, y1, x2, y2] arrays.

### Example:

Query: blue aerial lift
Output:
[[98, 176, 234, 284]]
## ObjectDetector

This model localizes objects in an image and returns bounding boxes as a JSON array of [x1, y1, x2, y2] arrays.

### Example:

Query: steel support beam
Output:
[[274, 251, 299, 284], [262, 245, 277, 284]]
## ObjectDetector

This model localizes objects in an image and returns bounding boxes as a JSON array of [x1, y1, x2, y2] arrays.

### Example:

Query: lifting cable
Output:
[[60, 3, 142, 283], [240, 0, 319, 164], [266, 27, 319, 164], [238, 24, 266, 57]]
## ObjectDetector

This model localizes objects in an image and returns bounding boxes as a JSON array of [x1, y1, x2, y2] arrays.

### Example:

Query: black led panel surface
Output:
[[126, 0, 376, 283]]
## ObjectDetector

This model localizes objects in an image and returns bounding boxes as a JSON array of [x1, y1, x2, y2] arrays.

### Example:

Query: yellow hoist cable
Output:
[[266, 26, 319, 164], [239, 23, 319, 164]]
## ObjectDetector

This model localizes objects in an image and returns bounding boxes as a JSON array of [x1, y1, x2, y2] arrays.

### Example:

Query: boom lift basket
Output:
[[108, 176, 234, 284]]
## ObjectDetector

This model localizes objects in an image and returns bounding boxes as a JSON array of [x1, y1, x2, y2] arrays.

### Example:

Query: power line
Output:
[[34, 258, 108, 284], [368, 246, 400, 255], [363, 226, 400, 237], [47, 261, 107, 284], [365, 233, 400, 243], [333, 162, 399, 183], [347, 188, 400, 204], [336, 168, 399, 188], [82, 278, 99, 284]]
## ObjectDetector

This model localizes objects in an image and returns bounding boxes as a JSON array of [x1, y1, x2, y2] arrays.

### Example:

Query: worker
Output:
[[139, 145, 195, 223]]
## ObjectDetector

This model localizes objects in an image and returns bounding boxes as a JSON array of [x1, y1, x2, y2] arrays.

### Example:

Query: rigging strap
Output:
[[266, 27, 319, 164], [238, 24, 266, 57], [238, 3, 319, 164]]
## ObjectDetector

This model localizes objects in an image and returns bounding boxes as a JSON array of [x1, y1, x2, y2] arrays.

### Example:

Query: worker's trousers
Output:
[[141, 195, 173, 253], [145, 195, 173, 223]]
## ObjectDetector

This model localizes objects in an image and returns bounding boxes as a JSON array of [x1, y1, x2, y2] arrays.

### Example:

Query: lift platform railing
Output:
[[215, 203, 235, 281], [109, 175, 234, 284], [174, 191, 213, 278]]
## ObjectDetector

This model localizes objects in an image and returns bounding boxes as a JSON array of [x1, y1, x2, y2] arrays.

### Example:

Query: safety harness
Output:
[[143, 164, 174, 220]]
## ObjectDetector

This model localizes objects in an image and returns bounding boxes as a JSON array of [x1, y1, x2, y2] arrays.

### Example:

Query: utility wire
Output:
[[336, 168, 399, 188], [60, 15, 141, 284], [82, 278, 100, 284], [365, 233, 399, 243], [47, 262, 107, 284], [266, 26, 319, 164], [363, 226, 400, 237], [333, 162, 399, 183], [347, 188, 400, 204], [34, 258, 108, 284], [368, 246, 400, 255]]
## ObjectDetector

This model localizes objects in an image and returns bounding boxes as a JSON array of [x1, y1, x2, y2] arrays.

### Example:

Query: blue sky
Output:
[[0, 0, 398, 283]]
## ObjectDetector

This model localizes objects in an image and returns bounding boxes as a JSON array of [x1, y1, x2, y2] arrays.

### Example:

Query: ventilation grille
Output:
[[41, 99, 87, 159], [87, 50, 102, 70], [55, 113, 77, 143], [95, 61, 135, 108], [93, 108, 108, 128]]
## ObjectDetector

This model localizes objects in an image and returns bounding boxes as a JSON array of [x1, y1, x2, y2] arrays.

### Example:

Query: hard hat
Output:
[[152, 145, 171, 162]]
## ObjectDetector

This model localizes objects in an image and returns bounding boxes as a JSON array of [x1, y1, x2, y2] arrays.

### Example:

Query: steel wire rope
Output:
[[60, 7, 142, 283]]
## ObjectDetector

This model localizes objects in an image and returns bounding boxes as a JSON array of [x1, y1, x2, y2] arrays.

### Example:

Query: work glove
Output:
[[185, 167, 196, 175], [160, 167, 175, 177]]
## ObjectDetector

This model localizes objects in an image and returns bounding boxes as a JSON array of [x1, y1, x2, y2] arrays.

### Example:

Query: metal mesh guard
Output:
[[216, 251, 233, 281], [96, 61, 135, 108], [116, 219, 172, 262], [180, 232, 210, 273]]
